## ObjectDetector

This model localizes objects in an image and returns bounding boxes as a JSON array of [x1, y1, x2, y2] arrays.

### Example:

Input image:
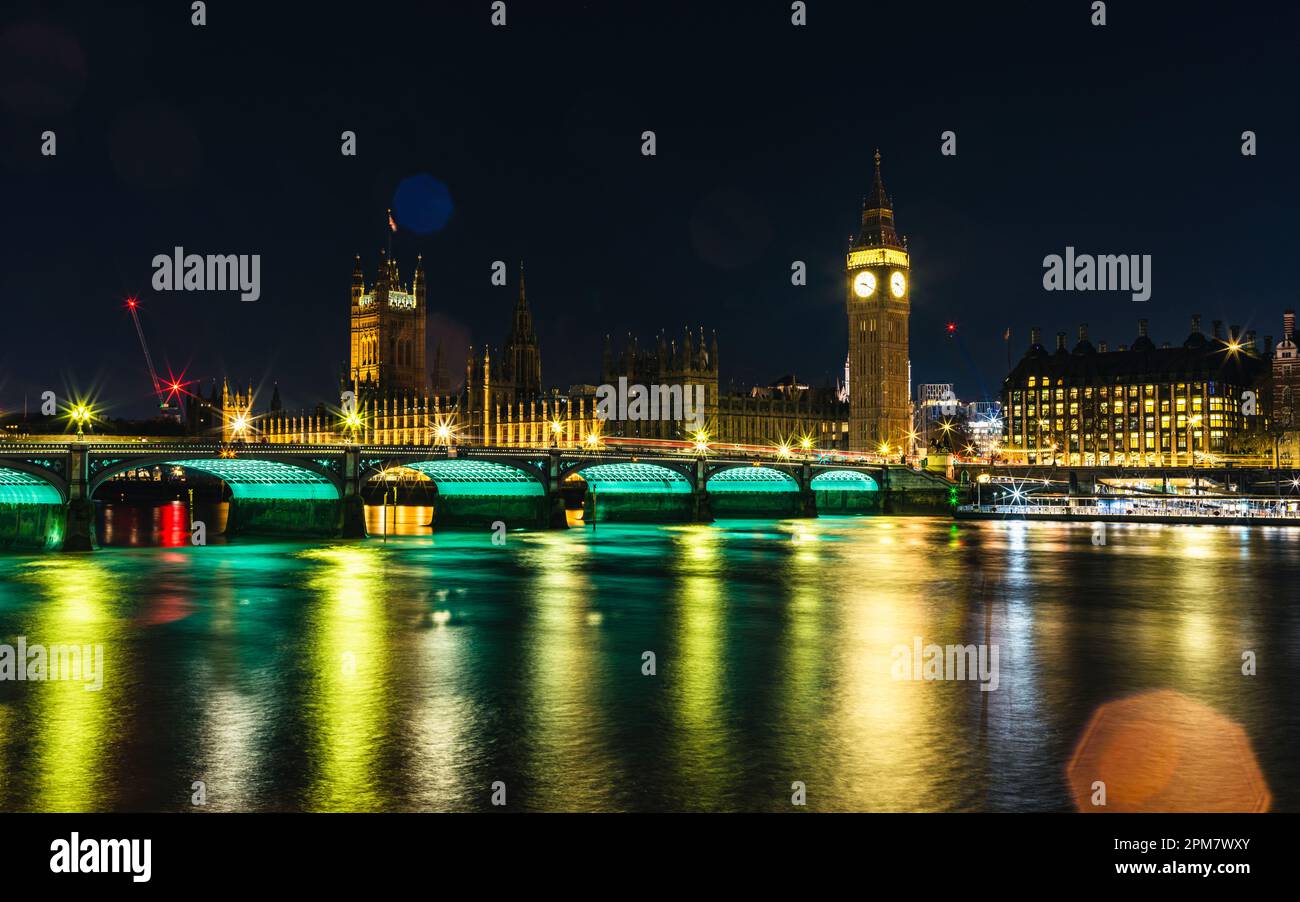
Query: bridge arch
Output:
[[91, 456, 341, 499], [370, 458, 547, 496], [568, 461, 694, 494], [0, 464, 65, 550], [810, 468, 882, 514], [705, 464, 801, 492], [374, 458, 548, 527], [563, 461, 695, 523], [0, 462, 68, 503], [810, 469, 880, 492], [704, 464, 804, 518], [91, 456, 343, 537]]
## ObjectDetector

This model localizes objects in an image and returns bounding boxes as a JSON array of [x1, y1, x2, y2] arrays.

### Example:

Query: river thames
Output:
[[0, 509, 1296, 812]]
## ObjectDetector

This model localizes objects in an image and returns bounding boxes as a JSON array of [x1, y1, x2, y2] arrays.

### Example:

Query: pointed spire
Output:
[[868, 149, 888, 209], [857, 149, 902, 249]]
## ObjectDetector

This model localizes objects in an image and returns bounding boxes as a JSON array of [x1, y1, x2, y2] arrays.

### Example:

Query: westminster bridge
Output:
[[0, 440, 955, 550]]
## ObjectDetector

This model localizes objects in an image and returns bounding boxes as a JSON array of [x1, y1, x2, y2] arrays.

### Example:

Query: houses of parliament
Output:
[[216, 155, 912, 453]]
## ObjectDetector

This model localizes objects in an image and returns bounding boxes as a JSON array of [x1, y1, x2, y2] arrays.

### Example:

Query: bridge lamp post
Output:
[[343, 410, 363, 444], [435, 423, 453, 446], [550, 419, 564, 448], [69, 403, 93, 439], [692, 428, 710, 455]]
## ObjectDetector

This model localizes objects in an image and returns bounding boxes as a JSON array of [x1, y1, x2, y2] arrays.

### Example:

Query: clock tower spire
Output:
[[846, 150, 911, 454]]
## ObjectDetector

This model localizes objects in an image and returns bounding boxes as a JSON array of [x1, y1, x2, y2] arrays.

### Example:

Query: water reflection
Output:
[[98, 501, 229, 547], [301, 546, 391, 811], [0, 516, 1295, 812], [8, 557, 124, 811]]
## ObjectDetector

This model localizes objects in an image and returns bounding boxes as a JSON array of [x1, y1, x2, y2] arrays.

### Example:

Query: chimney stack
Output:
[[1191, 314, 1202, 334], [1284, 310, 1296, 341], [1137, 318, 1148, 338], [1213, 320, 1224, 339], [1030, 326, 1042, 346], [1056, 332, 1066, 351], [1078, 323, 1089, 341], [1098, 340, 1108, 353], [1265, 335, 1274, 356]]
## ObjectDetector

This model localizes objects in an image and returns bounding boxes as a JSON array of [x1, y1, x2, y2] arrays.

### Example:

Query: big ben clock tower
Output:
[[846, 150, 910, 454]]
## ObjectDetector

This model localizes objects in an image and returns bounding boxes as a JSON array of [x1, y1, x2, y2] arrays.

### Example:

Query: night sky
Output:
[[2, 0, 1297, 419]]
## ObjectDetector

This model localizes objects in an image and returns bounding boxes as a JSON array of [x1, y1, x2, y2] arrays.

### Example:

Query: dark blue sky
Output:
[[2, 0, 1297, 418]]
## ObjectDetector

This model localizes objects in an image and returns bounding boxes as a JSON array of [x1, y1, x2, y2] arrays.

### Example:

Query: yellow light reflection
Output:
[[668, 526, 732, 809], [300, 546, 390, 811], [18, 557, 122, 812], [518, 531, 616, 810]]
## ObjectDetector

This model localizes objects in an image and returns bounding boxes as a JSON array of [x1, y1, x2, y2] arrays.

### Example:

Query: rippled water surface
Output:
[[1, 514, 1297, 812]]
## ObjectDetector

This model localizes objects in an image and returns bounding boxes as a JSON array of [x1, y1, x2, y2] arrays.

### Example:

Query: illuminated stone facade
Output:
[[258, 250, 848, 449], [1002, 317, 1271, 466], [350, 252, 426, 395], [846, 151, 911, 453]]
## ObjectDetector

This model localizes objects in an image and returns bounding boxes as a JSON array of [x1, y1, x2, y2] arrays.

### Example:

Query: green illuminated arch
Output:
[[401, 460, 544, 497], [810, 470, 880, 491], [707, 466, 799, 494], [574, 462, 692, 494], [159, 459, 339, 500], [0, 466, 63, 505]]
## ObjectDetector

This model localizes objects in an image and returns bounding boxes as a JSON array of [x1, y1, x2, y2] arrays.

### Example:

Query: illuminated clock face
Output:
[[890, 271, 907, 297], [853, 271, 877, 298]]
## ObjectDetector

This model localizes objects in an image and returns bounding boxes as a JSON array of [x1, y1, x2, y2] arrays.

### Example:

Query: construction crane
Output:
[[125, 297, 187, 421]]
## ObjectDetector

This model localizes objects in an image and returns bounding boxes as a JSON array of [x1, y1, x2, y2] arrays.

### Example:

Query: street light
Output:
[[343, 410, 363, 442], [69, 403, 93, 439]]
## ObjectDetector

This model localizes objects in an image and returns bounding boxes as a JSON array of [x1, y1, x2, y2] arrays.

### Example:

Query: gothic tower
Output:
[[500, 262, 542, 399], [846, 150, 911, 452], [349, 250, 427, 396]]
